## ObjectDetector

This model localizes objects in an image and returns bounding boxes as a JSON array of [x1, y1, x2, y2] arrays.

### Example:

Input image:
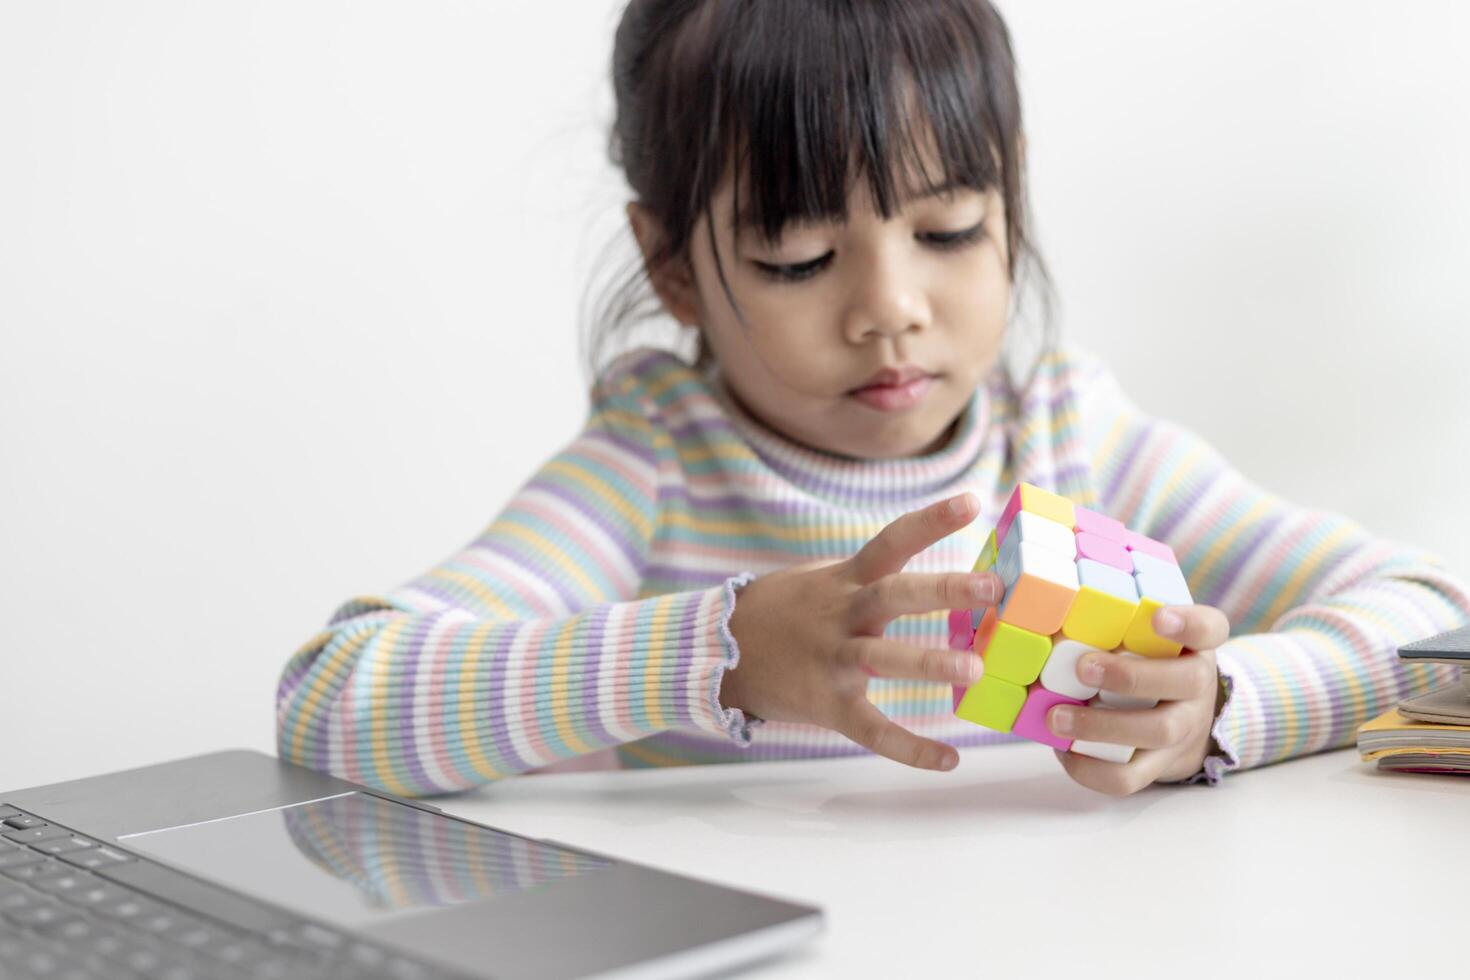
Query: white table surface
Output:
[[441, 744, 1468, 979]]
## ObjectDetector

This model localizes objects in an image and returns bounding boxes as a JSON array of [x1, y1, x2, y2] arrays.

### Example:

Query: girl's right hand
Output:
[[721, 492, 1001, 772]]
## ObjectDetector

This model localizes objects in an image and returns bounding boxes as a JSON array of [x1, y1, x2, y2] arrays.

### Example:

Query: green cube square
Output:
[[955, 675, 1027, 732]]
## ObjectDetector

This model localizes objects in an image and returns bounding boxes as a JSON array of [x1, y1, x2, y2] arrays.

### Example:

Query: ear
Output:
[[626, 201, 701, 327]]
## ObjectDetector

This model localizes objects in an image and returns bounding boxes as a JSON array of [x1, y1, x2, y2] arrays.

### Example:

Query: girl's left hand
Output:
[[1048, 604, 1231, 795]]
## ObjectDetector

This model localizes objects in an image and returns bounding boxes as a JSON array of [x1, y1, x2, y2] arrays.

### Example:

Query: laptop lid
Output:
[[2, 750, 821, 979], [1399, 624, 1470, 662]]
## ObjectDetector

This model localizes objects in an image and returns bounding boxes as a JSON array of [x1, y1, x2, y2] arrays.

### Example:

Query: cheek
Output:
[[741, 306, 825, 359], [940, 252, 1010, 344], [711, 279, 841, 370], [690, 246, 809, 348]]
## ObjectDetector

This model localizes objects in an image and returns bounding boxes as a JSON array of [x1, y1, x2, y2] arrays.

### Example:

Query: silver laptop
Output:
[[0, 750, 822, 979]]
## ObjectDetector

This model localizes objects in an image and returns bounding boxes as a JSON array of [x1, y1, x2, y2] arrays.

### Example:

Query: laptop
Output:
[[1396, 624, 1470, 724], [0, 749, 822, 979]]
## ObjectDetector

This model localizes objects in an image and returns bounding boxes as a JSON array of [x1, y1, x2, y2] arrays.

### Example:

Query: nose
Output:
[[840, 246, 931, 345]]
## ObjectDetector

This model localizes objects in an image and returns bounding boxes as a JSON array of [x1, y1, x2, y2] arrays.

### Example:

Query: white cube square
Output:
[[1007, 510, 1077, 560], [1040, 639, 1103, 700], [1070, 739, 1136, 764]]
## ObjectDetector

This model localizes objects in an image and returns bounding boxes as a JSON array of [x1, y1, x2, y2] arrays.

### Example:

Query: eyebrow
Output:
[[734, 179, 975, 233]]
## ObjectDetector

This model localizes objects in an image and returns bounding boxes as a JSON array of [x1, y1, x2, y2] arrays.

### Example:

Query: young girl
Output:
[[276, 0, 1469, 797]]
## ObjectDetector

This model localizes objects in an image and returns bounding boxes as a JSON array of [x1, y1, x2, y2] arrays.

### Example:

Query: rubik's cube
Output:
[[947, 483, 1194, 763]]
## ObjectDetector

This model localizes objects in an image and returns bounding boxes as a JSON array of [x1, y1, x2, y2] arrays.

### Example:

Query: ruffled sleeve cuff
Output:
[[1182, 666, 1240, 785], [688, 572, 764, 748]]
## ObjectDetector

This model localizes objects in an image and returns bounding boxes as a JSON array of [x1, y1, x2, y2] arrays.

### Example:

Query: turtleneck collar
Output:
[[704, 365, 1009, 511]]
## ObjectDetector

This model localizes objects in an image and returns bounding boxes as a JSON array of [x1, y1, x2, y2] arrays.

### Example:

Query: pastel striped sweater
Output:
[[275, 345, 1470, 795]]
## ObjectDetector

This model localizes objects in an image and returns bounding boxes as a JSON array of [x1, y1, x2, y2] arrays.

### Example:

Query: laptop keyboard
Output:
[[0, 805, 465, 980]]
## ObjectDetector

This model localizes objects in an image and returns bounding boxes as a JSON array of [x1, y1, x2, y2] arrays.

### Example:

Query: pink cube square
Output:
[[1074, 530, 1131, 571], [1073, 506, 1127, 544], [1122, 528, 1177, 565], [995, 485, 1025, 547], [948, 607, 977, 651], [1011, 684, 1086, 751]]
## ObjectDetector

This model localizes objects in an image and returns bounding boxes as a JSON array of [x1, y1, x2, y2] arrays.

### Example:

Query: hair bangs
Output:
[[709, 0, 1008, 245]]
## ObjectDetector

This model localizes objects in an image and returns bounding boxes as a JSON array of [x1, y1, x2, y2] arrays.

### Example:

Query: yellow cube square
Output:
[[1122, 597, 1183, 657], [1062, 586, 1138, 650], [1015, 483, 1076, 530], [972, 529, 998, 574], [955, 674, 1027, 732]]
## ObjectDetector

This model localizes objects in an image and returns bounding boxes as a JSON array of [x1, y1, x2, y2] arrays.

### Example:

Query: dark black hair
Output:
[[585, 0, 1055, 387]]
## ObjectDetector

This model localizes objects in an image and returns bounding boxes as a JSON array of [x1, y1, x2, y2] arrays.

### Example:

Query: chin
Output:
[[838, 416, 958, 460]]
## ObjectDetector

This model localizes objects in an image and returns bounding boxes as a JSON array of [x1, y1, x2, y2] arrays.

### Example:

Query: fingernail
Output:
[[968, 575, 996, 602], [956, 654, 983, 683], [948, 493, 975, 517], [1050, 706, 1075, 736], [940, 752, 958, 770], [1078, 657, 1104, 686], [1155, 609, 1183, 636]]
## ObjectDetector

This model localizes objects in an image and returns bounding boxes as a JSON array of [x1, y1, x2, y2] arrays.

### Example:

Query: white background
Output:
[[3, 0, 1467, 793]]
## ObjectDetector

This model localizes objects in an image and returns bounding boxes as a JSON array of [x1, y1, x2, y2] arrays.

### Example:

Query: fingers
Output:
[[848, 493, 980, 584], [1152, 604, 1230, 652], [1055, 747, 1174, 796], [834, 698, 959, 771], [841, 636, 984, 685], [1080, 648, 1218, 704], [847, 571, 1002, 635], [1052, 646, 1222, 794], [1047, 699, 1200, 750]]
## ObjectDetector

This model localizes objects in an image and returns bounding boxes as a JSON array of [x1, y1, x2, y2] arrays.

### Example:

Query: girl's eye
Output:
[[752, 251, 833, 283], [919, 222, 987, 250], [750, 221, 986, 283]]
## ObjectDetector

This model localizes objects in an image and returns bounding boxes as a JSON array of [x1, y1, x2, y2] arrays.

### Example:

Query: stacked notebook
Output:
[[1357, 625, 1470, 774]]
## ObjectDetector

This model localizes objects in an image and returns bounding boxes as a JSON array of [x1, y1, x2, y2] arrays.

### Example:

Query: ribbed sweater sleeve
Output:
[[274, 366, 757, 797], [1077, 355, 1470, 778]]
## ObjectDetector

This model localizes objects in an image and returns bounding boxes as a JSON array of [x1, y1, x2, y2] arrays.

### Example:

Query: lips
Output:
[[847, 366, 937, 412], [853, 366, 931, 390]]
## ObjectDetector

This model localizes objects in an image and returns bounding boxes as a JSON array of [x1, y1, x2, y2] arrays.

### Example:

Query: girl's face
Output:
[[631, 158, 1011, 461]]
